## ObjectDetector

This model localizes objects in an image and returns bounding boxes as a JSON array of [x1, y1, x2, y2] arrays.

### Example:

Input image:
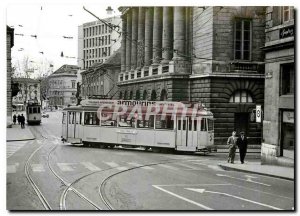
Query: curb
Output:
[[7, 138, 36, 142], [218, 164, 294, 181]]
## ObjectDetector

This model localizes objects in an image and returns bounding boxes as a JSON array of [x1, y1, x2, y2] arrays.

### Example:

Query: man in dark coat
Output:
[[237, 131, 248, 164], [17, 114, 21, 124], [20, 114, 25, 129]]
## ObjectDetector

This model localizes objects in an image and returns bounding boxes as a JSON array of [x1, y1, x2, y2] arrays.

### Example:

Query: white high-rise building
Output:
[[78, 16, 122, 70]]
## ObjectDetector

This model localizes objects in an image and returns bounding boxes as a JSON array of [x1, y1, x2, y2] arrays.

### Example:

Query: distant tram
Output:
[[61, 99, 215, 153], [26, 100, 42, 125]]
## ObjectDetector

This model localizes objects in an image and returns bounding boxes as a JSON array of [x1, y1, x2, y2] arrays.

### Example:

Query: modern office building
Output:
[[78, 16, 122, 70]]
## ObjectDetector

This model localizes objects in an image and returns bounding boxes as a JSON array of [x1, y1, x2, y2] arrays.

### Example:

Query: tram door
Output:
[[67, 112, 75, 138], [176, 116, 198, 151]]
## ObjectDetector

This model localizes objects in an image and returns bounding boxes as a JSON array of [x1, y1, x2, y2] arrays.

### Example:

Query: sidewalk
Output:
[[6, 124, 35, 142], [218, 161, 294, 181]]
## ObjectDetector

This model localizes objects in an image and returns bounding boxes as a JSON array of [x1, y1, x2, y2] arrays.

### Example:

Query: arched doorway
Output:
[[135, 90, 140, 100], [150, 90, 157, 101], [229, 90, 254, 135], [143, 90, 148, 100], [124, 90, 127, 100], [160, 89, 167, 101]]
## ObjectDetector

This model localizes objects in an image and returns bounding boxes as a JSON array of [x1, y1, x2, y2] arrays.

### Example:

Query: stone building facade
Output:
[[78, 16, 121, 70], [7, 26, 14, 127], [47, 65, 79, 107], [81, 49, 120, 99], [117, 6, 266, 147], [261, 6, 294, 166], [12, 78, 41, 111]]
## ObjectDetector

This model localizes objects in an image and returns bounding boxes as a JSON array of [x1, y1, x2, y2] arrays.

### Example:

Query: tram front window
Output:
[[201, 118, 207, 131], [208, 119, 214, 131], [33, 107, 37, 113]]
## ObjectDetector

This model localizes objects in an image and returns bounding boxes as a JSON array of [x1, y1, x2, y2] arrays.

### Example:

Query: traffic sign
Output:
[[256, 105, 261, 123]]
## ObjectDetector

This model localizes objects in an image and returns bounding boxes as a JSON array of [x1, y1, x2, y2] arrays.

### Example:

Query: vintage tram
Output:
[[26, 100, 42, 125], [61, 99, 215, 153]]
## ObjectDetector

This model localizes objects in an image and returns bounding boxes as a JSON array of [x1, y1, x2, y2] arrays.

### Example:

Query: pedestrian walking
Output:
[[20, 114, 25, 129], [227, 131, 237, 163], [237, 131, 248, 164], [17, 114, 21, 124], [13, 114, 16, 124]]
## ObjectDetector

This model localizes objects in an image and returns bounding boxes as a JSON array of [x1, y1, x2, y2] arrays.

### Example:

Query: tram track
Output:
[[28, 125, 211, 210]]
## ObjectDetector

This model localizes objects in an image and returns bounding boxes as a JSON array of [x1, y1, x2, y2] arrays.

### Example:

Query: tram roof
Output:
[[63, 99, 214, 117]]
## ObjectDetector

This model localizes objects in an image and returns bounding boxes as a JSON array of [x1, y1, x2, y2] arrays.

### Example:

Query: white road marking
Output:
[[7, 142, 28, 158], [116, 167, 128, 171], [57, 163, 74, 171], [81, 162, 102, 171], [185, 188, 283, 210], [156, 183, 231, 187], [216, 173, 271, 187], [31, 164, 45, 172], [153, 185, 213, 210], [104, 162, 119, 168], [175, 163, 204, 170], [157, 164, 179, 170], [7, 163, 19, 174], [128, 162, 154, 170]]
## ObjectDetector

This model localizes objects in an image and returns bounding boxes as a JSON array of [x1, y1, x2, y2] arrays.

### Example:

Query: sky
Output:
[[6, 3, 121, 77]]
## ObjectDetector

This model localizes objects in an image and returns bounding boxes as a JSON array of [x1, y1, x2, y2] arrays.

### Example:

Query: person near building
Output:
[[227, 131, 237, 163], [237, 131, 248, 164], [17, 114, 21, 124], [13, 114, 16, 124], [20, 114, 25, 129]]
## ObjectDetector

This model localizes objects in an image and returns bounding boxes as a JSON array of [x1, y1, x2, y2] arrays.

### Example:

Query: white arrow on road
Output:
[[185, 188, 283, 210], [216, 173, 271, 186]]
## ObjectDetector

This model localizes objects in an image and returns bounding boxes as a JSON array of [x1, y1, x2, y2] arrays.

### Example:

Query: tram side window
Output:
[[201, 118, 207, 131], [188, 117, 192, 131], [62, 113, 66, 124], [137, 115, 154, 129], [38, 107, 41, 113], [155, 115, 174, 130], [208, 119, 214, 131], [28, 107, 32, 114], [194, 120, 197, 131], [101, 113, 117, 127], [79, 113, 82, 124], [68, 112, 73, 124], [182, 119, 186, 130], [177, 120, 181, 130], [119, 116, 135, 128], [84, 112, 99, 125]]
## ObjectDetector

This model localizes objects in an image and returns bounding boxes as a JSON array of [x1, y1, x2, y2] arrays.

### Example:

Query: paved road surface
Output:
[[6, 111, 294, 210]]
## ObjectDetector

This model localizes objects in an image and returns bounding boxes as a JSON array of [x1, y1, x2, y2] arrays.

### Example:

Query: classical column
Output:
[[144, 8, 153, 67], [161, 7, 173, 64], [173, 7, 186, 60], [131, 7, 138, 70], [137, 7, 145, 69], [152, 7, 163, 64], [125, 10, 132, 71], [185, 7, 191, 57], [121, 14, 127, 73]]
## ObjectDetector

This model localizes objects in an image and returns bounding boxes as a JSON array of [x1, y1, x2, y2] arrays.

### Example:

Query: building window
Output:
[[282, 6, 294, 23], [280, 63, 295, 95], [234, 19, 252, 60], [72, 81, 76, 89], [229, 90, 253, 103]]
